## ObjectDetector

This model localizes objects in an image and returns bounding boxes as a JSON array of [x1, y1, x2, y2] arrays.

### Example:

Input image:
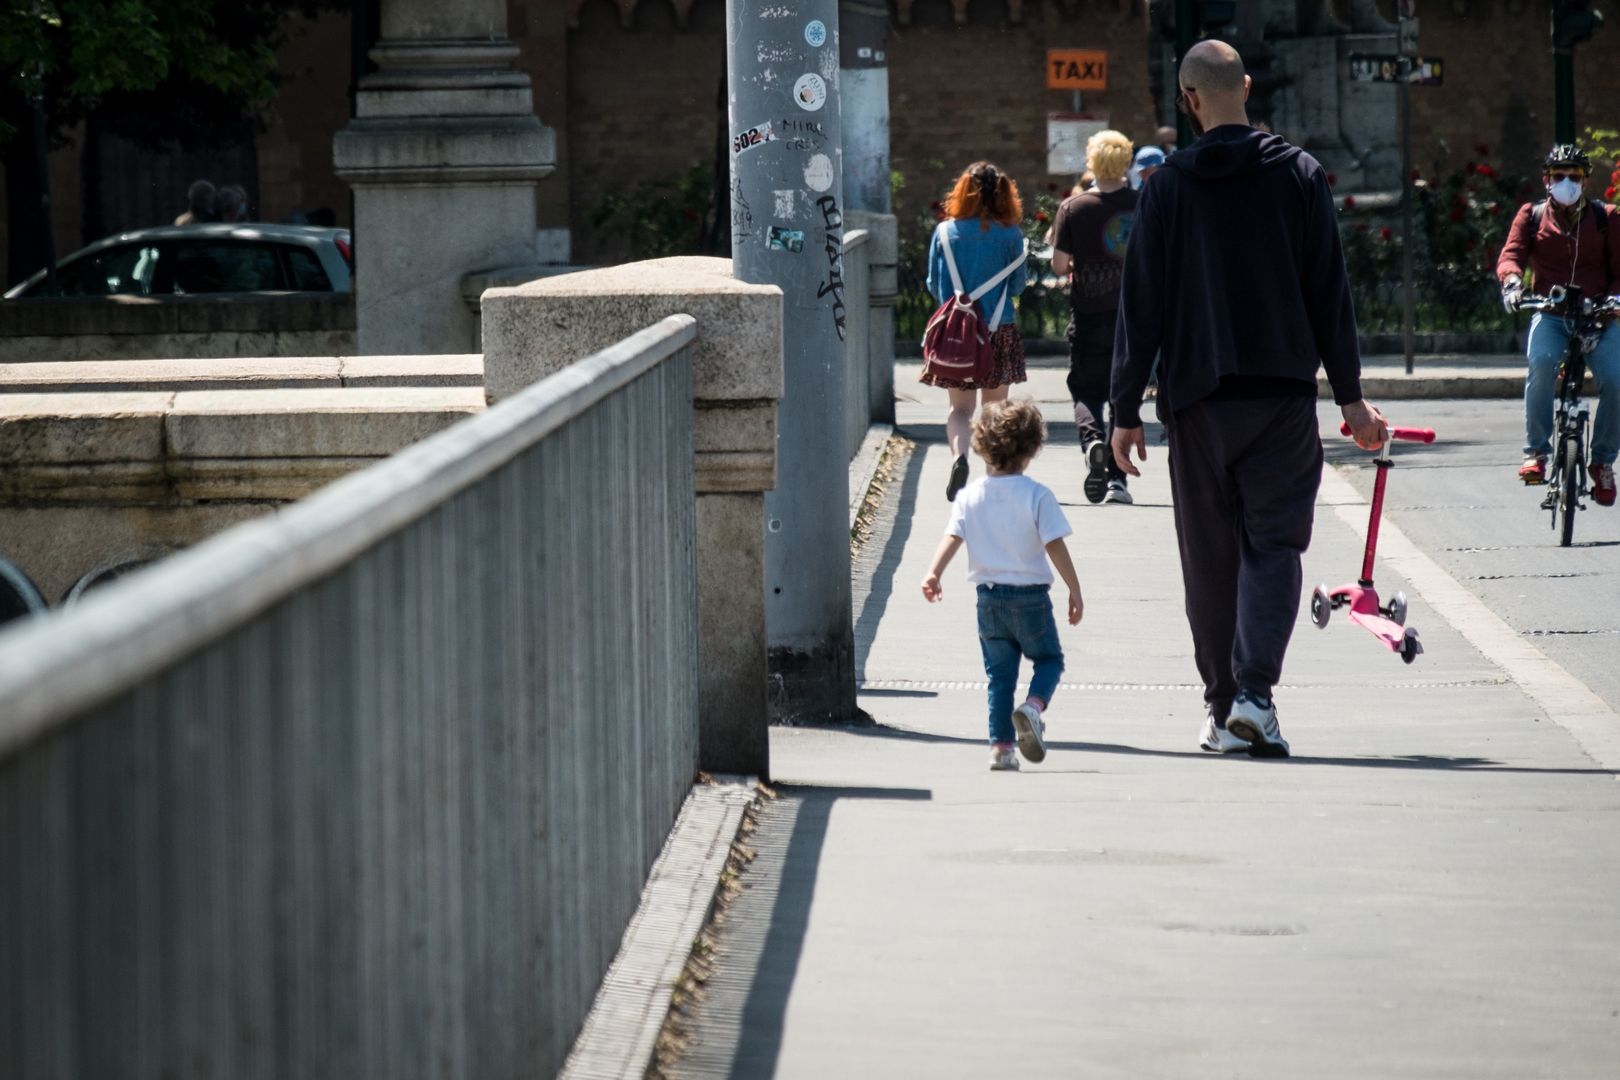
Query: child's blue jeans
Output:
[[976, 583, 1065, 744]]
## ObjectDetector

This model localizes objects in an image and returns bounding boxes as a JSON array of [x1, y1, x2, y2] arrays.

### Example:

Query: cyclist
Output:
[[1496, 144, 1620, 506]]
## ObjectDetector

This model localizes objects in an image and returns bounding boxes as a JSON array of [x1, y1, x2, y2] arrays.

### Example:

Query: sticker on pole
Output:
[[768, 225, 806, 253], [805, 19, 827, 47], [793, 73, 827, 112], [732, 121, 776, 156], [804, 153, 834, 192]]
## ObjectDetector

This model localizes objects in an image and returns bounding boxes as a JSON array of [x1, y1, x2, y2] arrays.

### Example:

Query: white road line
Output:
[[1318, 465, 1620, 772]]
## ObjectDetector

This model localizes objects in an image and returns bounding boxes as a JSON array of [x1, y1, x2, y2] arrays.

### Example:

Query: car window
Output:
[[50, 244, 159, 297], [280, 245, 332, 291], [170, 241, 286, 294]]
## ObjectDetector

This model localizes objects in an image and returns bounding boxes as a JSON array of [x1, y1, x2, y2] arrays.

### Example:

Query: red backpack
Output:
[[922, 222, 1027, 384]]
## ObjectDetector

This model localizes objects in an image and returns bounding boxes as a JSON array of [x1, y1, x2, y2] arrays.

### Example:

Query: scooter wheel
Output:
[[1400, 627, 1422, 665], [1387, 591, 1408, 626], [1310, 585, 1332, 629]]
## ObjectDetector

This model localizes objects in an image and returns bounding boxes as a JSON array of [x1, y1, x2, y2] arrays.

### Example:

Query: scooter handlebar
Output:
[[1339, 422, 1436, 444]]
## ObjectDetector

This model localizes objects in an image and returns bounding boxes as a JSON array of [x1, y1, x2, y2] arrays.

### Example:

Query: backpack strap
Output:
[[1534, 198, 1608, 236], [936, 222, 967, 297]]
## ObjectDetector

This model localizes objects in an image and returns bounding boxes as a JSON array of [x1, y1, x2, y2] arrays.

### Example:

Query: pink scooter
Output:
[[1309, 422, 1437, 664]]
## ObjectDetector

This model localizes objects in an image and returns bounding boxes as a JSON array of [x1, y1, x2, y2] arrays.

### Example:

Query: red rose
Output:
[[1035, 211, 1049, 222], [1327, 172, 1338, 187], [1343, 195, 1356, 210], [1379, 226, 1394, 240], [1607, 186, 1617, 201], [1061, 188, 1073, 198], [1476, 164, 1497, 179]]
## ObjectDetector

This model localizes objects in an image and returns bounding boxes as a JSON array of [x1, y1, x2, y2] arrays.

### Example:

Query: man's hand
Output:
[[1112, 424, 1146, 477], [1340, 399, 1388, 451], [1501, 279, 1523, 314], [921, 573, 944, 603], [1066, 589, 1084, 626]]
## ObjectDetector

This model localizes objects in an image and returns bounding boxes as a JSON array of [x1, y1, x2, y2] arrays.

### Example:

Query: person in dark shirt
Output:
[[1111, 40, 1387, 758], [1051, 128, 1138, 504]]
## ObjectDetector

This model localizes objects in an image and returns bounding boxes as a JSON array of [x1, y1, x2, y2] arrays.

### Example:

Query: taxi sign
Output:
[[1047, 50, 1108, 91]]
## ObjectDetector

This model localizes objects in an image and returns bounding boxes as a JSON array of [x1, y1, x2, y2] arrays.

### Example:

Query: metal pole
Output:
[[1174, 0, 1197, 147], [1399, 66, 1414, 375], [29, 62, 56, 295], [838, 1, 889, 214], [728, 0, 860, 726]]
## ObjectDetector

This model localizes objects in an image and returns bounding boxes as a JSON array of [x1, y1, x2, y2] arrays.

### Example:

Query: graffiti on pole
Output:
[[815, 194, 846, 340]]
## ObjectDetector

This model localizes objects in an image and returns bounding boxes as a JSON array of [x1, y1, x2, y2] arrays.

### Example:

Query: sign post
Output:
[[727, 0, 860, 731]]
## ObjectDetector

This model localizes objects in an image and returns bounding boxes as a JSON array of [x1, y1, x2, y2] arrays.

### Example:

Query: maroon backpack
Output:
[[922, 222, 1027, 383]]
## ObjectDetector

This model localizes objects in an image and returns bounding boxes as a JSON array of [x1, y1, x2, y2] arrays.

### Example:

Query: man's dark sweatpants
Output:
[[1068, 312, 1126, 482], [1166, 395, 1323, 718]]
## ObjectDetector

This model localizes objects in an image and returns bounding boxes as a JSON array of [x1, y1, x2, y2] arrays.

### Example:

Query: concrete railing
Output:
[[0, 317, 702, 1080], [0, 293, 356, 362], [844, 228, 874, 460]]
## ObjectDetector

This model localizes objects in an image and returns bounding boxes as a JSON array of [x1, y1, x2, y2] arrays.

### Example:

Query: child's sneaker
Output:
[[988, 742, 1020, 771], [1011, 701, 1047, 763]]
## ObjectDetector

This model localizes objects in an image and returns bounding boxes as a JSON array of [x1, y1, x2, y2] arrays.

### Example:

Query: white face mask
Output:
[[1549, 177, 1583, 206]]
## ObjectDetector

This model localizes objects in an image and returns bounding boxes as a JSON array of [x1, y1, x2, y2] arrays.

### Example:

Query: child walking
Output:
[[920, 400, 1084, 771]]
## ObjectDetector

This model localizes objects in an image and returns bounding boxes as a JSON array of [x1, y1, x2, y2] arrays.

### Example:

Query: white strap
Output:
[[936, 221, 966, 296]]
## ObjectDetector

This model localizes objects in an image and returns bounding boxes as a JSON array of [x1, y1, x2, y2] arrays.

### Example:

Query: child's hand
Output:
[[1067, 590, 1083, 625], [921, 573, 944, 603]]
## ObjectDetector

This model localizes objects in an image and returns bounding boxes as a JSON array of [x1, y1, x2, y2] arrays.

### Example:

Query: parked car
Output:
[[3, 224, 353, 299]]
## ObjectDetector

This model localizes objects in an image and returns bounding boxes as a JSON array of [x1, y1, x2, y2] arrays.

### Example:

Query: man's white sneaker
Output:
[[1199, 711, 1249, 754], [1226, 691, 1290, 758], [988, 743, 1020, 771], [1104, 479, 1134, 505], [1012, 702, 1047, 763]]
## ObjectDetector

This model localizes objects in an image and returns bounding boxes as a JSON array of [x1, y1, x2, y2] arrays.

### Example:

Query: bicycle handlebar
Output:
[[1339, 422, 1436, 443], [1516, 290, 1620, 317]]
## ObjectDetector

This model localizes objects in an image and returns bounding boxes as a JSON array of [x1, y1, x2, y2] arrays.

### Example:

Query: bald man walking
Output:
[[1110, 41, 1388, 758]]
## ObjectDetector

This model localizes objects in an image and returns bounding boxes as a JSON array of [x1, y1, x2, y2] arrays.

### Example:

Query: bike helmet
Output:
[[1544, 144, 1591, 172]]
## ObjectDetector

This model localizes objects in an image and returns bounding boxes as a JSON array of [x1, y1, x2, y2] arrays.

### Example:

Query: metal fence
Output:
[[0, 316, 700, 1080]]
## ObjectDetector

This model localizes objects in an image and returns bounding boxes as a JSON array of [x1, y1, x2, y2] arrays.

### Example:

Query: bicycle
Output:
[[1514, 285, 1620, 547]]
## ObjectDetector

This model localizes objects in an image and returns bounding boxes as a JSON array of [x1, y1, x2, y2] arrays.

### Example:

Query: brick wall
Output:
[[887, 1, 1155, 232], [1409, 3, 1620, 185]]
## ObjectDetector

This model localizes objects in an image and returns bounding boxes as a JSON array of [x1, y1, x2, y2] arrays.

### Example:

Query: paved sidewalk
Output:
[[671, 395, 1620, 1079]]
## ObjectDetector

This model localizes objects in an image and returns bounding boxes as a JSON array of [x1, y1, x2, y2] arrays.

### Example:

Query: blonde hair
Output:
[[971, 400, 1046, 470], [1085, 130, 1133, 183]]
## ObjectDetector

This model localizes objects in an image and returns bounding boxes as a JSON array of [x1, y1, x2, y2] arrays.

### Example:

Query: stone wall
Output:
[[0, 295, 355, 363]]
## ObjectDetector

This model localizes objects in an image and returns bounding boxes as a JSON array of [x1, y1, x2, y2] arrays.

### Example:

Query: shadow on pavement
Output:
[[833, 721, 1620, 776], [853, 440, 926, 683], [718, 783, 930, 1080]]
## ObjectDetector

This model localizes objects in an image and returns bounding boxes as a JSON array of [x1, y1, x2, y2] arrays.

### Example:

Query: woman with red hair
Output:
[[923, 161, 1030, 501]]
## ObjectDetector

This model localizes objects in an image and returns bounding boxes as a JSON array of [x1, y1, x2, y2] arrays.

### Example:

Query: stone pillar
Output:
[[334, 0, 555, 356], [847, 210, 896, 425], [481, 258, 784, 778]]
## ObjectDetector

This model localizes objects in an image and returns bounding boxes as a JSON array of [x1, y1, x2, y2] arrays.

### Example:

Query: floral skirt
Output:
[[918, 324, 1028, 391]]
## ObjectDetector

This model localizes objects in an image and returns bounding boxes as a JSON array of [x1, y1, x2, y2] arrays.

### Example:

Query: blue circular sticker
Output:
[[805, 20, 827, 48]]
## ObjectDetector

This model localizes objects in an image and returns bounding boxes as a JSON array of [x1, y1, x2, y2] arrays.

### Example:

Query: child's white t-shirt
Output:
[[945, 474, 1072, 585]]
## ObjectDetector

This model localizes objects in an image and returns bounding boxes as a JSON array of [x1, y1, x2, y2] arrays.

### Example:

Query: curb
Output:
[[848, 423, 895, 529], [558, 777, 758, 1080]]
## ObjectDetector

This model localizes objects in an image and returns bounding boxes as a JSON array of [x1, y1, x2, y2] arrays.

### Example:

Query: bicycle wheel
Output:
[[1558, 438, 1581, 547]]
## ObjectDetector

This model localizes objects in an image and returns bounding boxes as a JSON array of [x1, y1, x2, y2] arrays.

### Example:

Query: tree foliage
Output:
[[0, 0, 330, 149]]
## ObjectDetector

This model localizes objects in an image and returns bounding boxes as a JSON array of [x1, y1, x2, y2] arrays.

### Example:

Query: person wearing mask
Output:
[[1050, 129, 1138, 504], [1111, 40, 1386, 758], [1497, 144, 1620, 506], [922, 161, 1030, 502]]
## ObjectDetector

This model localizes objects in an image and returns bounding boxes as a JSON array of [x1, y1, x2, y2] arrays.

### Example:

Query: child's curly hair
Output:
[[971, 399, 1046, 471]]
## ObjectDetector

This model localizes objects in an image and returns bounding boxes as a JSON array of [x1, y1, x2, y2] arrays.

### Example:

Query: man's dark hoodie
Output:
[[1111, 125, 1362, 429]]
